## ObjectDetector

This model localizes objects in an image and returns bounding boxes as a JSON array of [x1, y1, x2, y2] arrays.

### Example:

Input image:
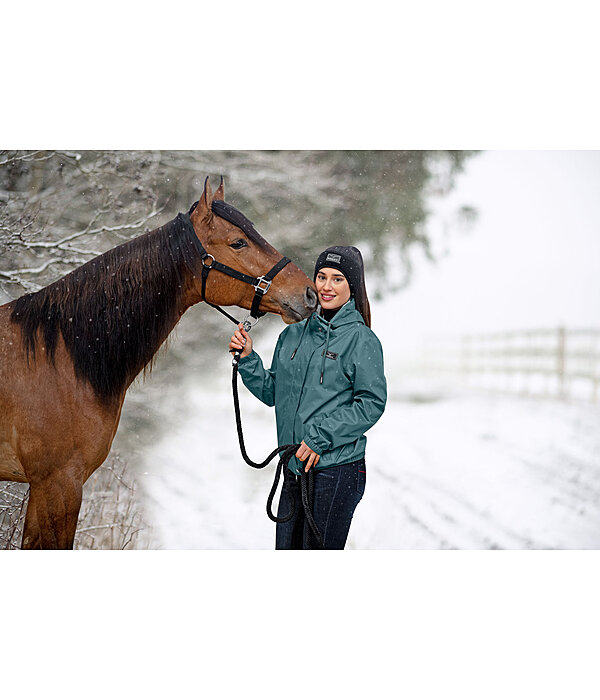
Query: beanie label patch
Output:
[[326, 253, 341, 263]]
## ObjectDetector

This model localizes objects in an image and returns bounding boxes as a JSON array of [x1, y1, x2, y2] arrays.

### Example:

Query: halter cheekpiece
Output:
[[179, 200, 291, 325]]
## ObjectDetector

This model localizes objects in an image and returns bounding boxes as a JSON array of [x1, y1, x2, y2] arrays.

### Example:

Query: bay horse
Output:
[[0, 177, 317, 549]]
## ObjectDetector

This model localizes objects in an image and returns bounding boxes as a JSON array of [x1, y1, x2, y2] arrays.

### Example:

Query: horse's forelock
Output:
[[210, 199, 271, 251]]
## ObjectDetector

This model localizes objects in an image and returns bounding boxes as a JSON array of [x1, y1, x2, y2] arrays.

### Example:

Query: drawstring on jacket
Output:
[[290, 315, 310, 360], [320, 322, 331, 384], [290, 304, 338, 383]]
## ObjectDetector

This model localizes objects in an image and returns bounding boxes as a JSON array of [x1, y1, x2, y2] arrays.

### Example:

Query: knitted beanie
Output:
[[313, 246, 371, 327]]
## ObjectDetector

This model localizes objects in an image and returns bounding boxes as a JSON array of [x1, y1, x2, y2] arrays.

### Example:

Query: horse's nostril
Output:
[[305, 287, 317, 310]]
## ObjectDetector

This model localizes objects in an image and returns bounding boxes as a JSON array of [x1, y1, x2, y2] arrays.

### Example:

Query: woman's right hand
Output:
[[229, 323, 253, 358]]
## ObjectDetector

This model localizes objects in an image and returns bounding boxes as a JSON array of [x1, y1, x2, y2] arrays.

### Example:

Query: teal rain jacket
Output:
[[237, 298, 387, 475]]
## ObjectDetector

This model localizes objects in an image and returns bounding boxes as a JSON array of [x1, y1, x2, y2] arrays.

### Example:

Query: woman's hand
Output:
[[296, 440, 321, 472], [229, 323, 253, 358]]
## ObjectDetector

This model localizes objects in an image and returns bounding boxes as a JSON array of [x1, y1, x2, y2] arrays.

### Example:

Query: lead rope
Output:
[[231, 348, 324, 549]]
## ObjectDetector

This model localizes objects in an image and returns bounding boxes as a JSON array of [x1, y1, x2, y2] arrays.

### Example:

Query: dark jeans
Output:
[[275, 458, 366, 550]]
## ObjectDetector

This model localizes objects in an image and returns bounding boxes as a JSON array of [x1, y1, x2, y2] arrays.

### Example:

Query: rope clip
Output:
[[232, 315, 259, 366]]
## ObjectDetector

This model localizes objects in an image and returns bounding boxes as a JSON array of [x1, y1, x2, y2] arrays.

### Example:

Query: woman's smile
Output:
[[315, 267, 351, 309]]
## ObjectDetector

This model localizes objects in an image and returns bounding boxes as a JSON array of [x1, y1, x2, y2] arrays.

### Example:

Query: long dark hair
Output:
[[10, 214, 201, 403], [354, 281, 371, 328]]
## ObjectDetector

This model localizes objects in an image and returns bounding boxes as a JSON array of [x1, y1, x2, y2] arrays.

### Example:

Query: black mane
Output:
[[10, 213, 201, 403]]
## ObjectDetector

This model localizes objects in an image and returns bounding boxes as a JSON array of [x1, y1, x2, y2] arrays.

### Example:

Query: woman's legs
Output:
[[275, 459, 366, 550], [275, 472, 304, 549], [305, 459, 366, 549]]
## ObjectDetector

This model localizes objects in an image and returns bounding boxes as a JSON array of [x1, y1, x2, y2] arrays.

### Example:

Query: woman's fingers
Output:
[[229, 324, 252, 357], [295, 443, 309, 460], [229, 323, 252, 356], [296, 441, 321, 472], [229, 333, 245, 350], [305, 451, 319, 472], [233, 330, 246, 345]]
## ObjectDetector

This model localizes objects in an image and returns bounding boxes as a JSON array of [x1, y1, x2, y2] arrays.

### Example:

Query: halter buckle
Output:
[[253, 276, 272, 294]]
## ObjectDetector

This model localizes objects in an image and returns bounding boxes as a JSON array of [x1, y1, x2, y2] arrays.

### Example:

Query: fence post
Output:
[[593, 330, 599, 403], [557, 326, 566, 400]]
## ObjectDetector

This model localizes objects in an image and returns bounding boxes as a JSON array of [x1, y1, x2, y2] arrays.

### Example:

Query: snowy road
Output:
[[138, 371, 600, 550]]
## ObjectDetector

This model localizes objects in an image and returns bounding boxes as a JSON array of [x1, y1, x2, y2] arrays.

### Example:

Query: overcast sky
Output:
[[376, 150, 600, 343]]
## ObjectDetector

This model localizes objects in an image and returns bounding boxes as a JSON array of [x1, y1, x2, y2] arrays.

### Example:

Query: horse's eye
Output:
[[230, 239, 247, 250]]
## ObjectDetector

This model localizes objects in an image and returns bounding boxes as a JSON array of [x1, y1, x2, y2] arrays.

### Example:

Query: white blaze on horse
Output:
[[0, 177, 316, 549]]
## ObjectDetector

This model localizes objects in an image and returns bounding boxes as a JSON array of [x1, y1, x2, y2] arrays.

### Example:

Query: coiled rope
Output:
[[231, 356, 324, 549]]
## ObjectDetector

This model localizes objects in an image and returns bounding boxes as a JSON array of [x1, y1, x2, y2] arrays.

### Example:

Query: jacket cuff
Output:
[[303, 434, 326, 455], [237, 349, 258, 366]]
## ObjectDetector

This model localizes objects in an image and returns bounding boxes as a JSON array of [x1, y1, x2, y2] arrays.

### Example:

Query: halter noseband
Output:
[[179, 201, 291, 325]]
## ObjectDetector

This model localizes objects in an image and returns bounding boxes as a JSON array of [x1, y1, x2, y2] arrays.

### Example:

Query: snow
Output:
[[139, 151, 600, 549], [139, 350, 600, 549]]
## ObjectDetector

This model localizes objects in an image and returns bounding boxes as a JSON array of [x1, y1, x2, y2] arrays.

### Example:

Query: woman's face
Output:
[[315, 267, 351, 310]]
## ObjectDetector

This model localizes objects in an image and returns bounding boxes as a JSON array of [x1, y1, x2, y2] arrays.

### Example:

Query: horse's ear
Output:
[[202, 176, 213, 209], [193, 176, 213, 223], [213, 176, 225, 201]]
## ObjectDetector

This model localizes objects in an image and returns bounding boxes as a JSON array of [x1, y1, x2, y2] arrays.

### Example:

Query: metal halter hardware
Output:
[[253, 276, 272, 294]]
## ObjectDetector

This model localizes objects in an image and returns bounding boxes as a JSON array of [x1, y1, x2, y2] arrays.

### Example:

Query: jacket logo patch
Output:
[[326, 253, 341, 263], [324, 350, 338, 360]]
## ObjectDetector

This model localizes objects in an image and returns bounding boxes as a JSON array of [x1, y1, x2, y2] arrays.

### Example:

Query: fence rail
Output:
[[421, 327, 600, 402]]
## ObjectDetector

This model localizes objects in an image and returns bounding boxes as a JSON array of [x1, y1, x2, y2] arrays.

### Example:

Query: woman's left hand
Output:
[[296, 441, 321, 472]]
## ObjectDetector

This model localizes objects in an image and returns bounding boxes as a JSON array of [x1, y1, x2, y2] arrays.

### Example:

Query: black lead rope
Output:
[[178, 205, 323, 548], [231, 351, 324, 549]]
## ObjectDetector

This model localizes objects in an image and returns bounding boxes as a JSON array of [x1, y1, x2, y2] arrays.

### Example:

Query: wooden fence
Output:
[[420, 327, 600, 402]]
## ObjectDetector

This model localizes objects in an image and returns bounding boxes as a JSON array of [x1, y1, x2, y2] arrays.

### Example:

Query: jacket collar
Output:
[[310, 297, 364, 332]]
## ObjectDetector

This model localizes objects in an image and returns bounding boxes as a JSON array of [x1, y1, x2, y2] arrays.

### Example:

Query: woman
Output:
[[229, 246, 387, 549]]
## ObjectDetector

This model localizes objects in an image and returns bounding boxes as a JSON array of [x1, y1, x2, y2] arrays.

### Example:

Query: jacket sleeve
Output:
[[237, 332, 285, 407], [303, 331, 387, 454]]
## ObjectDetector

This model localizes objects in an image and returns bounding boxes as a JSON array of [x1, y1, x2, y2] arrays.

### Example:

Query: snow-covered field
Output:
[[137, 151, 600, 550], [139, 367, 600, 550]]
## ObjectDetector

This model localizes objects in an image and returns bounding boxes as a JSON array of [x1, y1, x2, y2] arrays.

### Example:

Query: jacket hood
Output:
[[292, 298, 365, 384], [312, 297, 365, 330]]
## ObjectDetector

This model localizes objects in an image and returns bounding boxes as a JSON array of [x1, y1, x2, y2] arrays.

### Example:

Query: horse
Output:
[[0, 177, 317, 549]]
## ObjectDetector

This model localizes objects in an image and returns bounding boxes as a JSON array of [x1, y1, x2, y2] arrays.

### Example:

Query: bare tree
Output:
[[0, 150, 478, 300]]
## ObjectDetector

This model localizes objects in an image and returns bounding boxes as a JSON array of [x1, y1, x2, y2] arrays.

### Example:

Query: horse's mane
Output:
[[10, 213, 201, 403]]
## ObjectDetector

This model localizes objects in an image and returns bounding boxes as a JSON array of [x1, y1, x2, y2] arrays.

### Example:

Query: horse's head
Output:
[[189, 177, 317, 323]]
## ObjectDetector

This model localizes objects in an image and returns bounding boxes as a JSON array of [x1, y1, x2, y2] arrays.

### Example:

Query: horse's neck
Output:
[[122, 278, 198, 392]]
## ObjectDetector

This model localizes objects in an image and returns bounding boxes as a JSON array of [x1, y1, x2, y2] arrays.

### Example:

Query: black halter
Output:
[[180, 201, 291, 324]]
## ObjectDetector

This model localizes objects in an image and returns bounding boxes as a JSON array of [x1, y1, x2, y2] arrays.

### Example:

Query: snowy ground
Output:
[[137, 150, 600, 549], [138, 368, 600, 550]]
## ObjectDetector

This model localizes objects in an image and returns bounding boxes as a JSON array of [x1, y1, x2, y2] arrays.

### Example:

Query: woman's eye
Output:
[[230, 239, 247, 250]]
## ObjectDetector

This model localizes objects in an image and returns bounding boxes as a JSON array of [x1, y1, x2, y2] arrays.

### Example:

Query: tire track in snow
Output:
[[399, 470, 551, 549]]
